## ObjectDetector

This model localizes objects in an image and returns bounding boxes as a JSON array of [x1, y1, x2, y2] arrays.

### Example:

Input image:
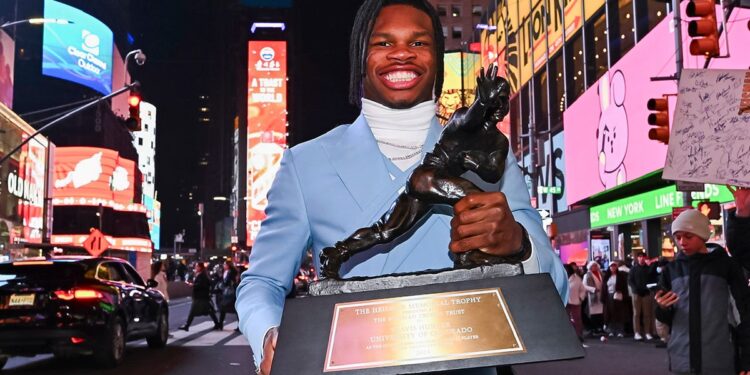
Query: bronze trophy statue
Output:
[[320, 64, 530, 280]]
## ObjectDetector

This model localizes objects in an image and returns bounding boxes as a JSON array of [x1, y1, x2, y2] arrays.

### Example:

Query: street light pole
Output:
[[0, 18, 72, 29], [198, 203, 204, 261]]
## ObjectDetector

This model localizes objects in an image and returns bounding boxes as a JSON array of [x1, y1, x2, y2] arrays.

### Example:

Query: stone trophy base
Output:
[[309, 263, 523, 296], [272, 265, 584, 375]]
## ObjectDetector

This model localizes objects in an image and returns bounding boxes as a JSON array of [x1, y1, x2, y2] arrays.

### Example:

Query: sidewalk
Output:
[[515, 336, 669, 374]]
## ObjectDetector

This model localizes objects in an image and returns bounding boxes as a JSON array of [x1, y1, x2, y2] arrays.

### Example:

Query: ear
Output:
[[598, 74, 610, 111], [611, 70, 626, 107]]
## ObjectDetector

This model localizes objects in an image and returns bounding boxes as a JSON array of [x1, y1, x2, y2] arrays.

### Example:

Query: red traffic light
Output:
[[685, 0, 719, 57], [128, 95, 141, 108], [647, 98, 670, 145]]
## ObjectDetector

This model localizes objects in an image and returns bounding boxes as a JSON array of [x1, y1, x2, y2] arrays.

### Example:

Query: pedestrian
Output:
[[629, 252, 656, 341], [655, 209, 750, 375], [150, 260, 170, 302], [565, 263, 587, 342], [726, 186, 750, 269], [216, 260, 239, 330], [234, 1, 568, 374], [177, 259, 187, 282], [604, 261, 629, 337], [179, 262, 220, 331], [583, 260, 605, 336]]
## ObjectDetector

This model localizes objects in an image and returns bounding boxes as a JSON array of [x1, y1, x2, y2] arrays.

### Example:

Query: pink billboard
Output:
[[562, 3, 746, 204], [0, 29, 14, 109]]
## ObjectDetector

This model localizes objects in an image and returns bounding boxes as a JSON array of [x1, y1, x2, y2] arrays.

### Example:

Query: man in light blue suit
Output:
[[236, 1, 568, 374]]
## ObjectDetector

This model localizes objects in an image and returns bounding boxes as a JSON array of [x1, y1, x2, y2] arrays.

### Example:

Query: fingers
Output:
[[449, 231, 493, 253], [454, 192, 507, 215]]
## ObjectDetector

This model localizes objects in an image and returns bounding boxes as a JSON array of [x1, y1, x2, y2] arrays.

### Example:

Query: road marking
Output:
[[132, 321, 248, 347]]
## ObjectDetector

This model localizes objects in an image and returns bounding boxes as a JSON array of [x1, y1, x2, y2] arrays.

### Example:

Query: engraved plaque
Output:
[[323, 288, 524, 372]]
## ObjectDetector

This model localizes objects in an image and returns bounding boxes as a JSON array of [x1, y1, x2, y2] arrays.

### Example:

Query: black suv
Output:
[[0, 256, 169, 369]]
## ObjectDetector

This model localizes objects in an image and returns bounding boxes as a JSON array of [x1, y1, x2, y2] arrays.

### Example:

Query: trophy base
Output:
[[310, 263, 523, 296]]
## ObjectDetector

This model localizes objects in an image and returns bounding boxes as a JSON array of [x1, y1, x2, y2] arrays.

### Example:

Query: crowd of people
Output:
[[565, 253, 670, 347]]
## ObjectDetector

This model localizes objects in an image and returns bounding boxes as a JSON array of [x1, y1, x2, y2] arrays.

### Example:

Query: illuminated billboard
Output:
[[0, 30, 15, 109], [52, 147, 141, 211], [0, 106, 49, 247], [246, 41, 287, 245], [562, 3, 747, 204], [42, 0, 113, 94], [143, 194, 161, 250]]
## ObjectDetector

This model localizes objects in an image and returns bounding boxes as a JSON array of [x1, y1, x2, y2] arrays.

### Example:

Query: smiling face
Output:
[[363, 4, 437, 109]]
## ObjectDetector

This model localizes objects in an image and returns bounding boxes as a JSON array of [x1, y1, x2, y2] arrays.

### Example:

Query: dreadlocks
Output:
[[348, 0, 445, 107]]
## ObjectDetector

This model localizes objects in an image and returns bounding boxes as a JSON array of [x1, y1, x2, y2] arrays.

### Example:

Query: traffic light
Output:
[[231, 243, 238, 252], [126, 86, 142, 131], [647, 98, 670, 145], [686, 0, 719, 57]]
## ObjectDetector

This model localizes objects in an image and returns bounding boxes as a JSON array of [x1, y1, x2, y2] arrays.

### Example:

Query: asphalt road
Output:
[[3, 297, 255, 374]]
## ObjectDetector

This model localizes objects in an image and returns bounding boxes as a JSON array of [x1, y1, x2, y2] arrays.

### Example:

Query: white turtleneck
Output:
[[362, 98, 435, 172]]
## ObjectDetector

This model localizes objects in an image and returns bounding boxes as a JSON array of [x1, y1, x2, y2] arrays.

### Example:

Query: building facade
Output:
[[478, 0, 750, 264]]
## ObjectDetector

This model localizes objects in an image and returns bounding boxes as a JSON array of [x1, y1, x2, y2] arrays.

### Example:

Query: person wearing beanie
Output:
[[655, 209, 750, 374]]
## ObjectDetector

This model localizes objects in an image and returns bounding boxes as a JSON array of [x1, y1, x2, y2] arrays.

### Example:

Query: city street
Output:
[[1, 295, 670, 375], [2, 297, 252, 374]]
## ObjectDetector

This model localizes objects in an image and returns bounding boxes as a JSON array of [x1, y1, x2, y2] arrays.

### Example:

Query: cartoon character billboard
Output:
[[563, 3, 749, 204]]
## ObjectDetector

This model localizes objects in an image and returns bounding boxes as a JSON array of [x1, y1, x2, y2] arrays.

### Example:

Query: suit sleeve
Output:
[[235, 150, 312, 367], [499, 150, 569, 302], [727, 211, 750, 271]]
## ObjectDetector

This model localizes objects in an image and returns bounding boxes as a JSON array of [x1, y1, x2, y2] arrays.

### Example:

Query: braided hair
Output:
[[348, 0, 445, 107]]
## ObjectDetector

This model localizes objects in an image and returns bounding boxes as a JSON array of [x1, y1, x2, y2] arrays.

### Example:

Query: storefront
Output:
[[589, 184, 735, 260], [0, 103, 52, 260]]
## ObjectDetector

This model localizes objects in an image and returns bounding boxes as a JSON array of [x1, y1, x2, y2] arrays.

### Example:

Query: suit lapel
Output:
[[323, 114, 391, 211]]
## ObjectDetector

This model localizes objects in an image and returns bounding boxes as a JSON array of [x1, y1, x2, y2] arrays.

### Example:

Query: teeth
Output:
[[384, 71, 417, 82]]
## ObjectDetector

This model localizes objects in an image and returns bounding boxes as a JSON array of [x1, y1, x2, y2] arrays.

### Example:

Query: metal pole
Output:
[[672, 0, 683, 80], [0, 82, 139, 166]]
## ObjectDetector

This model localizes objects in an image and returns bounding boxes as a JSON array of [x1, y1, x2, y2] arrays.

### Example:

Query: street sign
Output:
[[675, 180, 705, 192], [672, 207, 691, 220], [230, 235, 238, 243], [537, 186, 562, 195], [83, 228, 107, 257]]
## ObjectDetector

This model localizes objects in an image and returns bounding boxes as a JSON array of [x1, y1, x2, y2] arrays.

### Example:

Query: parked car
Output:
[[0, 256, 169, 369]]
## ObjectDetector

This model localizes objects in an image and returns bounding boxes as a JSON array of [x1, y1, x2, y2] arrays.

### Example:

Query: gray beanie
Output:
[[671, 209, 710, 241]]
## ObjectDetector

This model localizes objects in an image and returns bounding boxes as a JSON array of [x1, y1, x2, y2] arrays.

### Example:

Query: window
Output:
[[452, 26, 463, 39], [608, 0, 635, 65], [442, 26, 448, 39], [96, 264, 110, 280], [138, 138, 143, 145], [122, 263, 145, 287], [584, 10, 608, 87], [635, 0, 667, 39], [533, 72, 549, 133], [144, 124, 149, 130], [472, 5, 483, 17], [565, 31, 585, 103], [548, 52, 565, 126], [451, 4, 461, 17], [437, 5, 447, 17]]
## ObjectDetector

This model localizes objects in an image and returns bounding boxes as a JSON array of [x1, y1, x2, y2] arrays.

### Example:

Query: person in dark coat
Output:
[[179, 262, 220, 331], [655, 209, 750, 374], [216, 260, 239, 330], [604, 261, 630, 337], [727, 186, 750, 270]]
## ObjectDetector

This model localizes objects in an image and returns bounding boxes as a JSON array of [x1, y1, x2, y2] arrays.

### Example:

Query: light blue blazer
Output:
[[236, 114, 569, 370]]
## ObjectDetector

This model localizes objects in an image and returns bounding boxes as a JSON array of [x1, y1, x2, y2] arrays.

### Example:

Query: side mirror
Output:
[[146, 279, 159, 289]]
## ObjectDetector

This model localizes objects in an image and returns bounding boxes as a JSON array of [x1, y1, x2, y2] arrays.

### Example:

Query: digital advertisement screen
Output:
[[143, 194, 161, 250], [42, 0, 113, 94], [0, 29, 15, 109], [246, 41, 287, 245], [53, 147, 137, 209], [562, 3, 747, 205]]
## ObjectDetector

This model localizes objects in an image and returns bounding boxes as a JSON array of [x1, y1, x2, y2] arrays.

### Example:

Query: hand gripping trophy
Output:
[[320, 64, 529, 279]]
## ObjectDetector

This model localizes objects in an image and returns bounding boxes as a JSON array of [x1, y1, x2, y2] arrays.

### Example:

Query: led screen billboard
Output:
[[143, 194, 161, 250], [563, 3, 748, 204], [42, 0, 113, 94], [247, 41, 287, 245], [0, 30, 15, 109], [52, 147, 139, 211], [1, 105, 50, 248]]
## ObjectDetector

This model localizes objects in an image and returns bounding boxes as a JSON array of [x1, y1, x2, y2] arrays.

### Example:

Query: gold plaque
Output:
[[323, 288, 524, 372]]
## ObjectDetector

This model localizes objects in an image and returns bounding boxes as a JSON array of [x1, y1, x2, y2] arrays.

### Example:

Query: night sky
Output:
[[131, 1, 363, 247]]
